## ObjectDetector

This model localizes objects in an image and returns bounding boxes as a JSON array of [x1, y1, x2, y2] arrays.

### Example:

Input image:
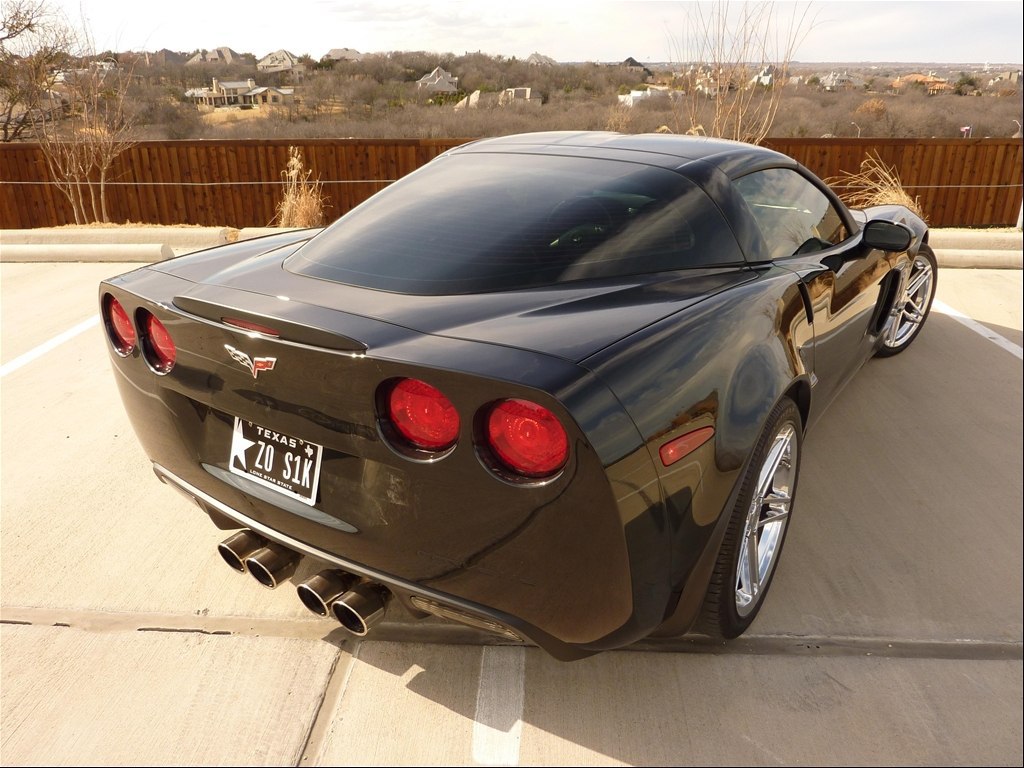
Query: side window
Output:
[[734, 168, 849, 260]]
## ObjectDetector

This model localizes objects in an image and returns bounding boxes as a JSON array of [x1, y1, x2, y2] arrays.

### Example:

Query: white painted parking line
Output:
[[933, 300, 1024, 360], [0, 315, 100, 378], [472, 646, 525, 767]]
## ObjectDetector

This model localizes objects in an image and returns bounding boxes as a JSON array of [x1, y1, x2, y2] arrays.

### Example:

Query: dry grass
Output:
[[275, 146, 326, 228], [828, 151, 926, 221], [201, 108, 270, 126]]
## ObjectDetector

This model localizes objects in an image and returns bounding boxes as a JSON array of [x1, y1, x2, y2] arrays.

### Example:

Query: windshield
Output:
[[286, 152, 744, 295]]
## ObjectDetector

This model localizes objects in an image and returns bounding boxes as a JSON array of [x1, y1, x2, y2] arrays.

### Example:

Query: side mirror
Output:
[[862, 219, 913, 252]]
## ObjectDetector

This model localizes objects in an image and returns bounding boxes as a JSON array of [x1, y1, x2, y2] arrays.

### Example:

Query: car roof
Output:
[[447, 131, 796, 177]]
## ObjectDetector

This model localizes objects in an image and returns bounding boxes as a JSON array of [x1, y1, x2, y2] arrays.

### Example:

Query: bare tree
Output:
[[670, 1, 815, 143], [0, 0, 74, 141], [35, 56, 138, 222]]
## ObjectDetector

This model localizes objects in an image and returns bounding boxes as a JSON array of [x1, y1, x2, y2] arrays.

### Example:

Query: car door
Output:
[[733, 167, 894, 419]]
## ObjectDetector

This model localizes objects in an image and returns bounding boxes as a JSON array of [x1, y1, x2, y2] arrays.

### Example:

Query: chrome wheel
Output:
[[883, 253, 935, 350], [734, 422, 798, 617]]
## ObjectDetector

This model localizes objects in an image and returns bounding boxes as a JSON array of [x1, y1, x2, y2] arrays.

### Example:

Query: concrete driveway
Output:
[[1, 262, 1021, 766]]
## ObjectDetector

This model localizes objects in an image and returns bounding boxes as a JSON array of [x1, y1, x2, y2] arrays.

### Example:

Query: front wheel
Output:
[[876, 244, 937, 357], [699, 398, 802, 639]]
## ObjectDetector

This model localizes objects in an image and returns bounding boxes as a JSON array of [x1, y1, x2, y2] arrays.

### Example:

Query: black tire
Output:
[[700, 397, 803, 639], [876, 243, 938, 357]]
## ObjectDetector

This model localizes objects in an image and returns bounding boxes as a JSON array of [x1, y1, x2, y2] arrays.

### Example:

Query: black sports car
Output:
[[100, 132, 936, 660]]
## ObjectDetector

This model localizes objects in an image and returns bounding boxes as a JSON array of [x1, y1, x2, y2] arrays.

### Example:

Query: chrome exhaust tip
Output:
[[296, 570, 358, 617], [330, 582, 391, 636], [243, 542, 300, 589], [217, 530, 267, 573]]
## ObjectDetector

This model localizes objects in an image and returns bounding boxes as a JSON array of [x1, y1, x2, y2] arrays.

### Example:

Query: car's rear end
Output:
[[100, 249, 659, 660]]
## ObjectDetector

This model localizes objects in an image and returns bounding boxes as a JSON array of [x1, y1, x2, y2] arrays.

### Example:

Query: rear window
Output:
[[286, 152, 744, 295]]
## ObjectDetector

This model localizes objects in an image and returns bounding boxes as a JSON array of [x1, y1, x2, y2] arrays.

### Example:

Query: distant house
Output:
[[138, 49, 187, 67], [323, 48, 363, 63], [525, 52, 557, 66], [417, 66, 459, 93], [693, 67, 737, 96], [622, 57, 654, 82], [820, 71, 855, 91], [498, 87, 542, 106], [892, 73, 951, 96], [454, 90, 499, 110], [617, 87, 671, 107], [988, 70, 1021, 86], [185, 77, 294, 108], [455, 87, 541, 110], [186, 47, 243, 66], [618, 89, 652, 107], [257, 50, 305, 74], [750, 65, 779, 87], [249, 86, 295, 106]]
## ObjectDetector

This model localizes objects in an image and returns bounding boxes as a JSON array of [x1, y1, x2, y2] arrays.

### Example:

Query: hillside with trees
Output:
[[107, 50, 1019, 143]]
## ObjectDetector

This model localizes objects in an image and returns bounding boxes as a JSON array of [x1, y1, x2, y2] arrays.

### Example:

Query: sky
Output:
[[46, 0, 1023, 65]]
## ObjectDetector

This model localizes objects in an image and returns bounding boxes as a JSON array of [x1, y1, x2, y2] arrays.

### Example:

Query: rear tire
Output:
[[700, 397, 802, 639], [876, 244, 937, 357]]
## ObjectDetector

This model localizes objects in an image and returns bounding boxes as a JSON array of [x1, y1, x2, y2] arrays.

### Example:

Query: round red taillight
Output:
[[486, 399, 568, 478], [140, 311, 176, 373], [104, 295, 136, 355], [387, 378, 460, 451]]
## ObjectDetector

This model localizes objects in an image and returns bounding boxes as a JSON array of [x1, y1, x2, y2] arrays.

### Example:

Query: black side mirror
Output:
[[862, 219, 913, 252]]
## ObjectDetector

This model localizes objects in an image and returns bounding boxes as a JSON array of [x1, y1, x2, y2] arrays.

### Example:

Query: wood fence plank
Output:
[[122, 145, 143, 224], [924, 141, 949, 225], [167, 144, 188, 224], [188, 144, 209, 225]]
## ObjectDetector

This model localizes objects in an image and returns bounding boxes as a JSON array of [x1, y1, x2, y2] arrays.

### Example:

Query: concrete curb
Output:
[[928, 228, 1022, 269], [929, 230, 1023, 252], [2, 227, 236, 248], [934, 249, 1023, 270], [1, 242, 175, 263]]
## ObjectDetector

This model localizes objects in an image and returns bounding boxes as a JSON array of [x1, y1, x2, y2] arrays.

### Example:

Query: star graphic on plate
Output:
[[230, 420, 257, 470]]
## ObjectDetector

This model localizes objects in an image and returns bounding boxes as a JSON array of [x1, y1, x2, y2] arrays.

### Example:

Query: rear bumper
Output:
[[154, 462, 596, 661]]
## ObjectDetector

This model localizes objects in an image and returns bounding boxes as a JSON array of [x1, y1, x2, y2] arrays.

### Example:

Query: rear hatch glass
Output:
[[286, 153, 743, 295]]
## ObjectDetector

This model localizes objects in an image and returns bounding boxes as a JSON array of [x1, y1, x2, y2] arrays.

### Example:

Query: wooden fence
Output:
[[1, 137, 1021, 230]]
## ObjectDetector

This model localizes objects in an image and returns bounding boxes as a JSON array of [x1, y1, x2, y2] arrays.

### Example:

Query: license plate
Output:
[[228, 417, 323, 506]]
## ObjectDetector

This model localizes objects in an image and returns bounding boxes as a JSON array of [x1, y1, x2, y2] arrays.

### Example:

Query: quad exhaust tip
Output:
[[296, 570, 358, 617], [330, 581, 391, 636], [217, 530, 266, 573], [296, 570, 391, 635], [244, 542, 300, 589], [218, 534, 392, 634], [217, 531, 299, 589]]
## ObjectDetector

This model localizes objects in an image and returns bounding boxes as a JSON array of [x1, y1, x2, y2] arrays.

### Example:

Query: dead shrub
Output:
[[605, 104, 634, 133], [854, 97, 887, 121], [828, 151, 926, 221], [275, 146, 326, 227]]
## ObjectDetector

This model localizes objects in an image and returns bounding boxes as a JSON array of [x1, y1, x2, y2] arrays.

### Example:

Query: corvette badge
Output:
[[225, 344, 277, 379]]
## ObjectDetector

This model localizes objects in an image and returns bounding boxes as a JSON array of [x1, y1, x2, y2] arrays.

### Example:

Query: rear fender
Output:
[[582, 267, 812, 637]]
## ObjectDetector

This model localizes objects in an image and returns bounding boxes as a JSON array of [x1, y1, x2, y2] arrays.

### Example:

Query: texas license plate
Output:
[[228, 417, 323, 506]]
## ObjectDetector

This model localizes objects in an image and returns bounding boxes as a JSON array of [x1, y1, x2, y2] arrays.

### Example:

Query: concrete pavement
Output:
[[1, 262, 1021, 765]]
